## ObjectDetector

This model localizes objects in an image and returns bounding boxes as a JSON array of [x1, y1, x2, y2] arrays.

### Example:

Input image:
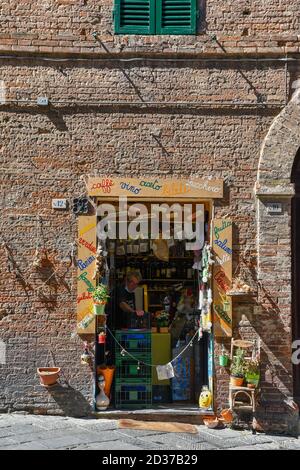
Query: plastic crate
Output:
[[115, 382, 152, 409], [115, 330, 151, 354], [115, 356, 152, 381]]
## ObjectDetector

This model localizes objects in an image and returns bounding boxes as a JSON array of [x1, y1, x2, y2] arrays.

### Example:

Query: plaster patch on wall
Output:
[[0, 80, 6, 104], [0, 340, 6, 365]]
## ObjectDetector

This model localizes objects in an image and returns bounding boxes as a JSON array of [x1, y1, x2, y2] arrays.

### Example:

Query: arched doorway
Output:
[[291, 148, 300, 404], [256, 89, 300, 415]]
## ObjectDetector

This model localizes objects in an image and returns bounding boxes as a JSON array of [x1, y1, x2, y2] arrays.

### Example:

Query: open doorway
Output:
[[95, 199, 214, 411], [291, 148, 300, 405]]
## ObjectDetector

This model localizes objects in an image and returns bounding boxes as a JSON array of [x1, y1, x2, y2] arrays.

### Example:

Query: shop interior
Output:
[[94, 200, 214, 411]]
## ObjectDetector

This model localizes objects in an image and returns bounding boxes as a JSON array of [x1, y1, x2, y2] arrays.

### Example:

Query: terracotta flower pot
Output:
[[220, 408, 233, 424], [37, 367, 60, 387], [159, 327, 169, 333], [203, 417, 220, 429], [245, 373, 260, 387], [230, 376, 244, 387], [97, 366, 115, 397]]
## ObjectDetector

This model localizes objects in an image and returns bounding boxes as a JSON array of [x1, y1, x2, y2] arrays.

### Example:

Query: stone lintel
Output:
[[254, 182, 295, 199]]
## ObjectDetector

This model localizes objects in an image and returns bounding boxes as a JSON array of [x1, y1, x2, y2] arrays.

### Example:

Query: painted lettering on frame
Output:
[[212, 219, 232, 338], [214, 238, 232, 255], [78, 237, 97, 254], [162, 182, 191, 197], [77, 292, 93, 304], [140, 180, 162, 191], [120, 182, 141, 195], [91, 178, 114, 193], [214, 220, 232, 240], [214, 304, 232, 326], [77, 256, 95, 271], [214, 270, 230, 292], [78, 271, 95, 293]]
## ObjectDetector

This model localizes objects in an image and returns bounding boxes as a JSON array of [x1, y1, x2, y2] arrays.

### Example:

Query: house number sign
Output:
[[266, 203, 283, 214], [52, 199, 68, 210]]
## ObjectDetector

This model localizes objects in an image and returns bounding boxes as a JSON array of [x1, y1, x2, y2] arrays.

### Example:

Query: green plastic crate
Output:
[[115, 330, 151, 355], [115, 382, 152, 410], [116, 358, 152, 383]]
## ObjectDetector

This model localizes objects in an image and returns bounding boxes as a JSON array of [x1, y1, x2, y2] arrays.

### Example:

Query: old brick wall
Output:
[[0, 1, 299, 429], [0, 56, 289, 417], [0, 0, 299, 55]]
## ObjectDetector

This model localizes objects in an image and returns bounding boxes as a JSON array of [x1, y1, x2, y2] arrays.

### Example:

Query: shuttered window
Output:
[[114, 0, 198, 35], [156, 0, 197, 35], [114, 0, 156, 35]]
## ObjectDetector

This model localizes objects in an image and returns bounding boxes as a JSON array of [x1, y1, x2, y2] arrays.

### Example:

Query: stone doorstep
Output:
[[92, 407, 215, 424]]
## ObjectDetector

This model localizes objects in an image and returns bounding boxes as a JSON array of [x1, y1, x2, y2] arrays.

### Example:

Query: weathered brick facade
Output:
[[0, 1, 300, 432]]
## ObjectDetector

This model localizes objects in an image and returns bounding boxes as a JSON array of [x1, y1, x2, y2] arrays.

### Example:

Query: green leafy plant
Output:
[[156, 310, 170, 327], [244, 359, 260, 387], [244, 359, 260, 376], [230, 348, 246, 378], [93, 284, 110, 304]]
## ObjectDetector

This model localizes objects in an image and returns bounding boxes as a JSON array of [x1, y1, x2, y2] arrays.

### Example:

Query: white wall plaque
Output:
[[52, 199, 68, 210], [266, 203, 283, 214]]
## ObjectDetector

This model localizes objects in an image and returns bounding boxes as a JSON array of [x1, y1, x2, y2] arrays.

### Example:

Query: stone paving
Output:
[[0, 413, 299, 450]]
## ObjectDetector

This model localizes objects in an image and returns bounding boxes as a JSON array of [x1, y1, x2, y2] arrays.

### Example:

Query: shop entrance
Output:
[[77, 176, 228, 415], [95, 199, 213, 411]]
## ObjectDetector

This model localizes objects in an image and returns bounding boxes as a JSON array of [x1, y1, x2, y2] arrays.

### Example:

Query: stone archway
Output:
[[255, 89, 300, 429], [256, 88, 300, 197]]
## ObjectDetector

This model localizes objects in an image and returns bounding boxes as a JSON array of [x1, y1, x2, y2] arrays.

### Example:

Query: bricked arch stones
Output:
[[254, 92, 300, 404], [256, 89, 300, 197], [255, 90, 300, 324]]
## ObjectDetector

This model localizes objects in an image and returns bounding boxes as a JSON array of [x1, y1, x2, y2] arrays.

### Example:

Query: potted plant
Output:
[[93, 284, 109, 315], [156, 310, 170, 333], [37, 367, 60, 387], [37, 350, 60, 387], [219, 344, 229, 367], [230, 348, 245, 387], [245, 359, 260, 388]]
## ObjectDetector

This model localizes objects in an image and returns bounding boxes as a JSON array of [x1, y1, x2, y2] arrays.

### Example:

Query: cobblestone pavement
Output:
[[0, 413, 299, 450]]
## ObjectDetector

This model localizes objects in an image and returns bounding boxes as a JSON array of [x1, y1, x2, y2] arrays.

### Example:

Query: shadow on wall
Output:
[[45, 383, 93, 418]]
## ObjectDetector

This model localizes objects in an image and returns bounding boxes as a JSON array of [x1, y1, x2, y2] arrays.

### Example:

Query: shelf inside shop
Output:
[[115, 256, 194, 260], [142, 279, 195, 282]]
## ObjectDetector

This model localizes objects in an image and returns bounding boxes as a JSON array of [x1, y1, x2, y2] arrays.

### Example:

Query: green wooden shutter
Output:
[[114, 0, 156, 35], [156, 0, 197, 35]]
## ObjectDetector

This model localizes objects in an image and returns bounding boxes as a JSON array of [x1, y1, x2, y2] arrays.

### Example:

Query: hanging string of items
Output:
[[194, 242, 214, 334], [106, 325, 201, 380]]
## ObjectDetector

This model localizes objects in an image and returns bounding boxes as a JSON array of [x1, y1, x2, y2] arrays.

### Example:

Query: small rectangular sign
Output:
[[52, 199, 68, 209], [266, 203, 282, 214]]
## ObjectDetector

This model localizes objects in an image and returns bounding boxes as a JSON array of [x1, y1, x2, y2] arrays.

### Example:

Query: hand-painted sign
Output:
[[88, 177, 223, 199], [212, 219, 233, 337], [77, 215, 96, 334]]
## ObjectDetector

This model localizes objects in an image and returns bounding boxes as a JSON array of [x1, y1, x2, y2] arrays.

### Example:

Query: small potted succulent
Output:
[[245, 359, 260, 388], [219, 344, 229, 367], [93, 284, 109, 315], [230, 348, 245, 387]]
